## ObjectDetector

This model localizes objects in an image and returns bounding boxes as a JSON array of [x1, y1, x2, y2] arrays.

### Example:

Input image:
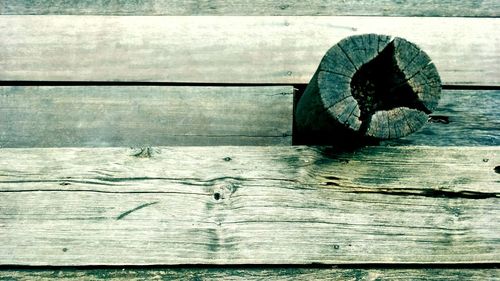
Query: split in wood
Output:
[[295, 34, 441, 145]]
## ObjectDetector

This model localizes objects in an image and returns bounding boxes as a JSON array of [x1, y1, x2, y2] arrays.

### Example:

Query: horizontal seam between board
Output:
[[0, 81, 498, 90], [0, 263, 498, 270]]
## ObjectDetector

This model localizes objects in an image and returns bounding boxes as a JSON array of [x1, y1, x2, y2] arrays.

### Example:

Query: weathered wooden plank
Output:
[[0, 86, 293, 147], [390, 90, 500, 146], [1, 0, 498, 17], [0, 268, 498, 280], [0, 88, 496, 147], [293, 89, 499, 146], [0, 146, 498, 265], [0, 16, 498, 86]]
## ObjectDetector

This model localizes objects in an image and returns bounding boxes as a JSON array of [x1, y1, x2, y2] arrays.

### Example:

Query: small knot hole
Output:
[[213, 192, 221, 200]]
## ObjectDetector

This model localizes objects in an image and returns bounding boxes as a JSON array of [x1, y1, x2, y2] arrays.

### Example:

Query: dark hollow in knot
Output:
[[350, 42, 431, 133], [213, 192, 221, 200], [295, 34, 441, 143]]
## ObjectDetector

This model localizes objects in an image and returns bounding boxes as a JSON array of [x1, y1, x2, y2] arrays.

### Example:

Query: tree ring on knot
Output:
[[297, 34, 441, 141]]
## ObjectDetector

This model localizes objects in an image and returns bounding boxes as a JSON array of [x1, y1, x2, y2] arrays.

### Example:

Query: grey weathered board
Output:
[[0, 2, 498, 277], [390, 90, 499, 146], [0, 16, 498, 86], [1, 268, 498, 280], [0, 86, 293, 147], [0, 146, 498, 265], [0, 87, 496, 147], [1, 0, 498, 17]]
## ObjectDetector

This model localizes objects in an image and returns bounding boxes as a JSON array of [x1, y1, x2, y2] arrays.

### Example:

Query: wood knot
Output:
[[295, 34, 442, 143], [212, 183, 235, 202], [279, 4, 289, 10], [130, 147, 158, 158]]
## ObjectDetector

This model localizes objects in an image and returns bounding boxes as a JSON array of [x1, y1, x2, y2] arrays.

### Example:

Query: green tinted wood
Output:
[[0, 86, 293, 147], [0, 268, 498, 280], [0, 146, 498, 265]]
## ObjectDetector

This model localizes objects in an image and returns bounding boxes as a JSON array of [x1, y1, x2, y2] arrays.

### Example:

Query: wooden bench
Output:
[[0, 1, 498, 279]]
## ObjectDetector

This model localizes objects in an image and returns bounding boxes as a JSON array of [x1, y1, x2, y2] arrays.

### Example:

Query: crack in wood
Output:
[[321, 183, 499, 200], [3, 184, 497, 200], [0, 189, 210, 195], [116, 201, 159, 220], [0, 176, 303, 188]]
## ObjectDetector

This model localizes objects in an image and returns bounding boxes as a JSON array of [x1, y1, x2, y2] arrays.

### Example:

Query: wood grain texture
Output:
[[0, 16, 498, 86], [0, 86, 494, 148], [0, 146, 498, 265], [0, 268, 498, 280], [292, 89, 498, 147], [0, 86, 293, 147], [390, 90, 500, 146], [1, 0, 498, 16], [0, 88, 496, 147]]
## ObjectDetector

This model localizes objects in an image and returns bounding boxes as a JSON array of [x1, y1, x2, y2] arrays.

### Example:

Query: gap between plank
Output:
[[0, 263, 498, 270], [0, 81, 499, 91]]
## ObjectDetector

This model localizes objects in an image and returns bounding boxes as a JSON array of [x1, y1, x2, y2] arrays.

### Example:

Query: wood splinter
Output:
[[295, 34, 441, 144]]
